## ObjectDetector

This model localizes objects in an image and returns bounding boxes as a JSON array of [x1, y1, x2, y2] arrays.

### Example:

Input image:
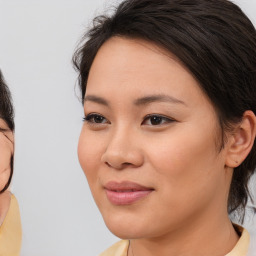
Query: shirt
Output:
[[99, 226, 253, 256], [0, 194, 22, 256]]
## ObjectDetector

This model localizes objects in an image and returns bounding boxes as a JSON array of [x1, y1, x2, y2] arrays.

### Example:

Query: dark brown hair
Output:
[[73, 0, 256, 221], [0, 70, 15, 194]]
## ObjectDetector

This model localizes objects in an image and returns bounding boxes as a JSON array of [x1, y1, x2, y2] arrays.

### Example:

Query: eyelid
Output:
[[83, 113, 110, 124], [82, 113, 175, 126], [142, 114, 175, 125]]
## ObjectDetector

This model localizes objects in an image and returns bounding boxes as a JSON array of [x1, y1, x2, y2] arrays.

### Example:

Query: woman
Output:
[[0, 70, 22, 255], [73, 0, 256, 255]]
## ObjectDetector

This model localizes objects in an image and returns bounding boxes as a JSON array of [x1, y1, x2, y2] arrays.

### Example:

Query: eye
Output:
[[83, 113, 109, 124], [142, 114, 174, 126]]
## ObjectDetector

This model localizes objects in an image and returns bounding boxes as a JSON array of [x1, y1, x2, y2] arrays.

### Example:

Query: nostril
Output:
[[105, 162, 111, 168], [123, 162, 132, 166], [104, 161, 133, 170], [101, 145, 144, 169]]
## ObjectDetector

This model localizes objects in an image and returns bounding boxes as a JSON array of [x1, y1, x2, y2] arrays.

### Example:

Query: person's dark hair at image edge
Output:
[[73, 0, 256, 222], [0, 70, 15, 194]]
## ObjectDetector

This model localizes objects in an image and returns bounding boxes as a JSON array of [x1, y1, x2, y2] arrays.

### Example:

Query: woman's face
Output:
[[0, 119, 13, 190], [78, 37, 232, 239]]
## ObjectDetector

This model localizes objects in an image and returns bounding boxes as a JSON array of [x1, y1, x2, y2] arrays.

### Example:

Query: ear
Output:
[[225, 110, 256, 168]]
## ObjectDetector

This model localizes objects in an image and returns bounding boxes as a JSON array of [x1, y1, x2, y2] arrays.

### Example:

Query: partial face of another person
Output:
[[0, 119, 14, 191], [78, 37, 233, 239]]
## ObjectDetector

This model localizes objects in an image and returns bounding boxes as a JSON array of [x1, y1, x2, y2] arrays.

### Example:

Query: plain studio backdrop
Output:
[[0, 0, 255, 255]]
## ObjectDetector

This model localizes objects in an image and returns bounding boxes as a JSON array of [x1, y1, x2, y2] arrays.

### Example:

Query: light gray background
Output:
[[0, 1, 255, 255]]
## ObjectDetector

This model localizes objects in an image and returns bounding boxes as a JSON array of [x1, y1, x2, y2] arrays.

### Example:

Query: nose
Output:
[[101, 128, 144, 170]]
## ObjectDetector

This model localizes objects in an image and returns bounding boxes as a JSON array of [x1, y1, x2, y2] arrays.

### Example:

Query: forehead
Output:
[[86, 37, 211, 110], [88, 36, 183, 82]]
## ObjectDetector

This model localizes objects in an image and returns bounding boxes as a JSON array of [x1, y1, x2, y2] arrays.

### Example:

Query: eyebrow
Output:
[[84, 95, 109, 106], [134, 94, 186, 106], [84, 94, 186, 107]]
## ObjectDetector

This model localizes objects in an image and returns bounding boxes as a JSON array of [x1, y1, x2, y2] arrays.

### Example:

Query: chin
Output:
[[106, 222, 145, 240], [102, 211, 150, 239]]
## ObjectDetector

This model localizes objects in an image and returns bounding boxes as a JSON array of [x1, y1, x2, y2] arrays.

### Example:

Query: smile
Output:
[[104, 181, 154, 205]]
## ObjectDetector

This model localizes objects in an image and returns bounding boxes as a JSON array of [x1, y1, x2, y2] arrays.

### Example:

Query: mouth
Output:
[[104, 181, 154, 205]]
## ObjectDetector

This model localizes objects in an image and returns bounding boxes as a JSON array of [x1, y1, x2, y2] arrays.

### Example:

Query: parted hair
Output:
[[73, 0, 256, 221], [0, 70, 15, 193]]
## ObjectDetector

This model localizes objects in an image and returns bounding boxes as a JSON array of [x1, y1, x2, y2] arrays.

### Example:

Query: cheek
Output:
[[77, 128, 103, 184], [145, 125, 224, 206], [0, 146, 12, 189], [0, 147, 10, 168], [78, 128, 109, 212], [147, 124, 217, 170]]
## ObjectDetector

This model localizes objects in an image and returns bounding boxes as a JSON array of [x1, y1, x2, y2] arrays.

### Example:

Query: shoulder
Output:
[[2, 194, 21, 228], [98, 240, 129, 256], [0, 194, 20, 231], [0, 194, 22, 256]]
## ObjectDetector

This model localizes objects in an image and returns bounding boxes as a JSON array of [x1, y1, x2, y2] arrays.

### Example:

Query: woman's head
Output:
[[0, 70, 15, 194], [73, 0, 256, 228]]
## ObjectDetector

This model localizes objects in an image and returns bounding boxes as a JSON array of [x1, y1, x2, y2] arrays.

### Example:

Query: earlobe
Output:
[[225, 110, 256, 168]]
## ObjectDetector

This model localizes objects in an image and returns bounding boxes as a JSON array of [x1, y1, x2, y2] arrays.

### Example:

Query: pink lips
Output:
[[104, 181, 153, 205]]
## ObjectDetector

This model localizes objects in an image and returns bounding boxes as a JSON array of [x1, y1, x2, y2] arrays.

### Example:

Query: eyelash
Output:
[[142, 114, 175, 125], [83, 113, 175, 126], [83, 113, 109, 125]]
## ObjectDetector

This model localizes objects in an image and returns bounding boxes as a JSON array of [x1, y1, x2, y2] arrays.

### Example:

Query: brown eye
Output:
[[83, 114, 109, 124], [142, 115, 174, 126]]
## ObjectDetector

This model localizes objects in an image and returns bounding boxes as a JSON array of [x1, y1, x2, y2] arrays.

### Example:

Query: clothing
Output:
[[0, 194, 22, 256], [225, 226, 251, 256], [99, 240, 128, 256], [99, 226, 253, 256]]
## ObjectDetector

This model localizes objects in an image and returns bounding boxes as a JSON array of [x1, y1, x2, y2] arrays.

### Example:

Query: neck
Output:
[[128, 213, 239, 256]]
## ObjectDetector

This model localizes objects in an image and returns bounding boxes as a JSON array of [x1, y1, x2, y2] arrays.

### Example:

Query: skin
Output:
[[0, 119, 14, 226], [78, 37, 255, 256]]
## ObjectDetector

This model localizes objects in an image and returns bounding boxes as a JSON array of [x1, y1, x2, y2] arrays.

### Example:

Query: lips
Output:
[[104, 181, 154, 205]]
